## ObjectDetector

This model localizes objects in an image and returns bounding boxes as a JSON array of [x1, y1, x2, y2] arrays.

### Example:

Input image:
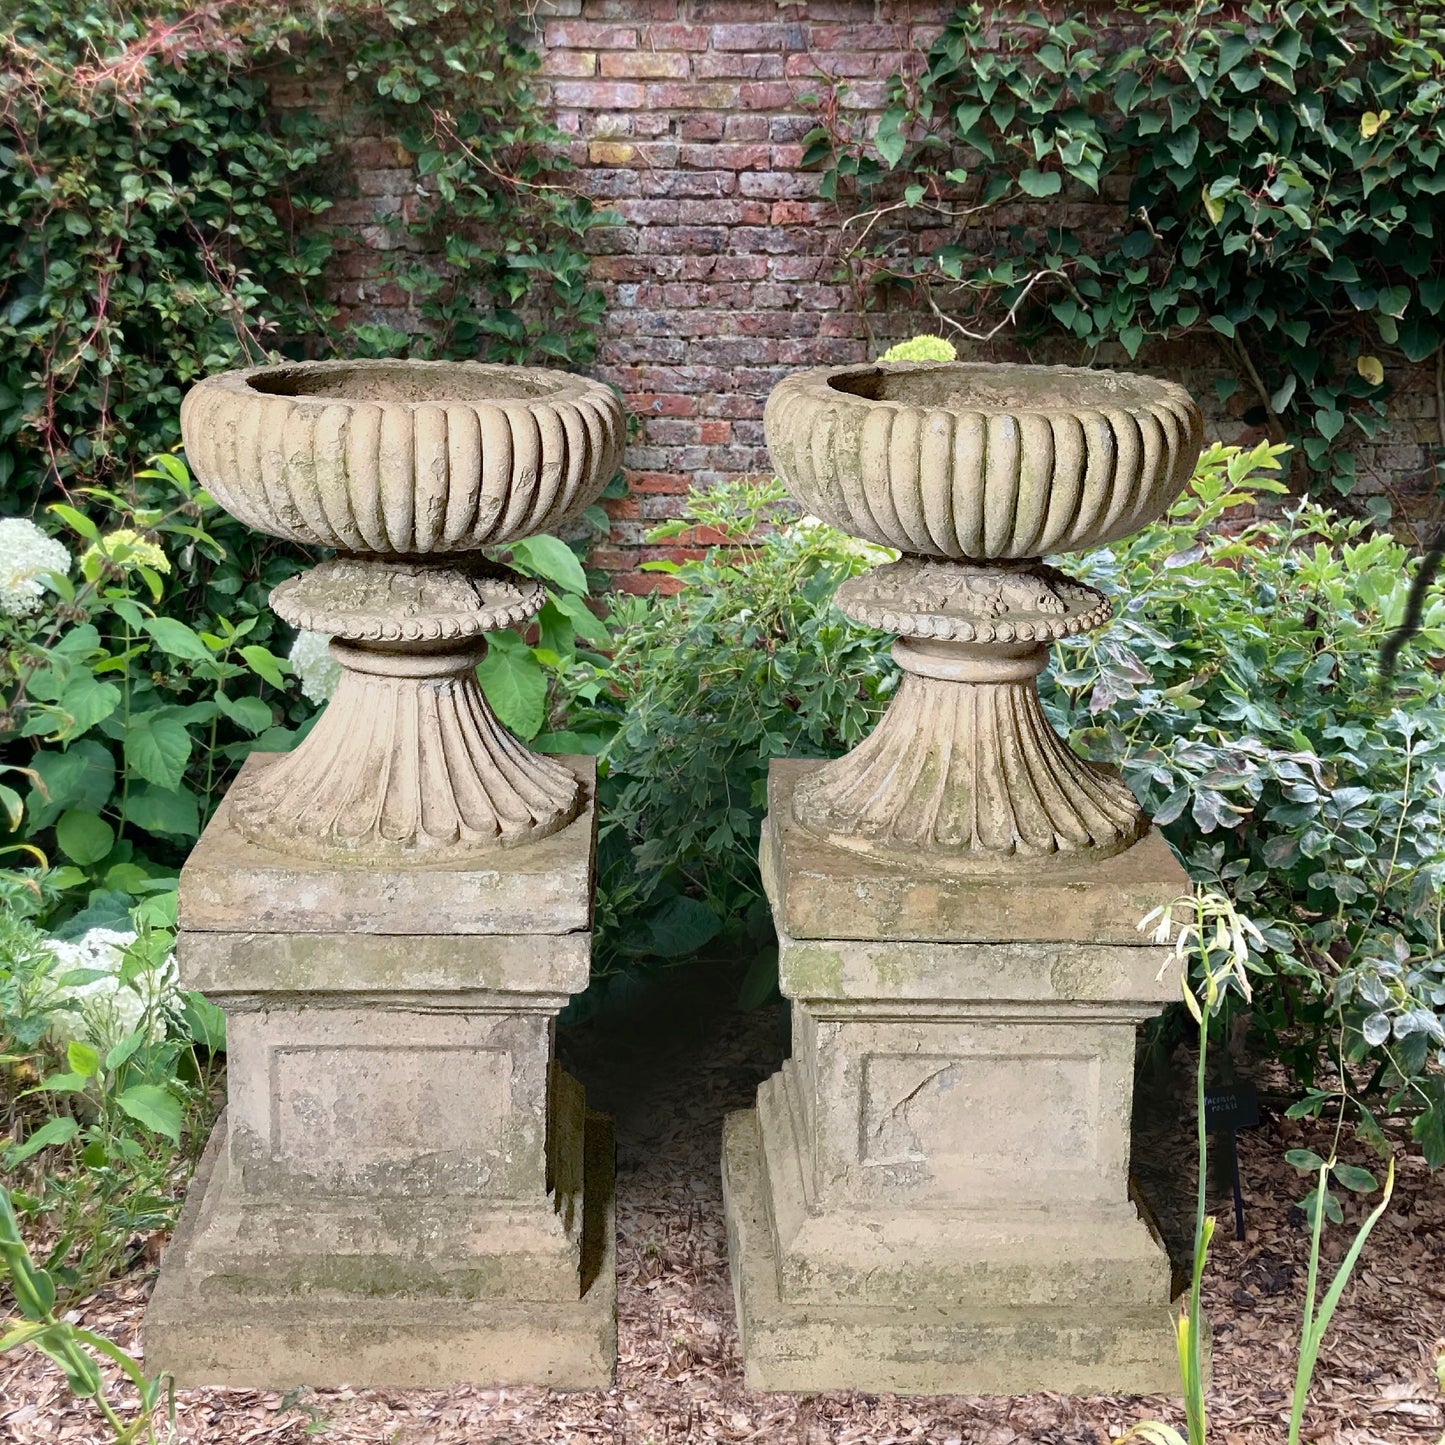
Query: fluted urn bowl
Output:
[[180, 358, 625, 554], [179, 358, 626, 863], [763, 361, 1203, 560]]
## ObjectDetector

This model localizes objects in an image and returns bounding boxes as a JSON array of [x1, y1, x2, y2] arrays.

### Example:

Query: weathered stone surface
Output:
[[222, 1007, 562, 1200], [181, 359, 626, 555], [178, 359, 626, 862], [146, 1109, 617, 1389], [722, 1110, 1177, 1396], [720, 763, 1185, 1395], [178, 754, 597, 936], [180, 929, 590, 998], [763, 361, 1202, 561], [148, 776, 614, 1389], [763, 360, 1204, 864], [764, 758, 1188, 943]]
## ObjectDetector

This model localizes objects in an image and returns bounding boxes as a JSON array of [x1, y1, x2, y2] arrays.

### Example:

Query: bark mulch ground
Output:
[[3, 964, 1442, 1444]]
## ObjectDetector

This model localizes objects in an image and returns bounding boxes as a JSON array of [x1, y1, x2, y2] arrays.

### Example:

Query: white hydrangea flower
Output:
[[0, 517, 70, 617], [37, 927, 180, 1055], [289, 629, 340, 704]]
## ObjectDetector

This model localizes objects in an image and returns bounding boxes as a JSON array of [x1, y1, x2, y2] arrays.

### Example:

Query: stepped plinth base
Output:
[[721, 759, 1188, 1396], [146, 1109, 615, 1390], [722, 1111, 1175, 1396]]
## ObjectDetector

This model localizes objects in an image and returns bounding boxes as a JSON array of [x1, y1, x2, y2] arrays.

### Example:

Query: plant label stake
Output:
[[1203, 1080, 1260, 1240]]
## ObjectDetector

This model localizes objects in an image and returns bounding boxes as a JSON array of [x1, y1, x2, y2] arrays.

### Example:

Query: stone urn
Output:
[[764, 361, 1203, 865], [181, 359, 625, 862]]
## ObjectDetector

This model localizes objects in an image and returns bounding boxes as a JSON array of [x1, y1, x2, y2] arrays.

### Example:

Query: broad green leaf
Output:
[[142, 616, 213, 664], [181, 991, 227, 1052], [552, 590, 611, 646], [114, 1084, 184, 1142], [25, 743, 115, 830], [1286, 1148, 1327, 1172], [124, 716, 192, 791], [1330, 1163, 1377, 1193], [216, 693, 274, 735], [646, 895, 722, 959], [475, 633, 548, 740], [240, 644, 287, 688], [125, 783, 201, 839], [55, 809, 115, 867], [508, 534, 588, 596], [4, 1116, 79, 1165], [1018, 168, 1062, 197], [66, 1041, 100, 1078]]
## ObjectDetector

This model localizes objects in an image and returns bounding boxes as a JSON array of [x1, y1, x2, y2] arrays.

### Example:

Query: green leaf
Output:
[[507, 535, 588, 596], [25, 743, 115, 830], [475, 633, 548, 740], [875, 105, 908, 168], [4, 1116, 79, 1165], [54, 674, 121, 738], [1286, 1148, 1327, 1172], [737, 947, 779, 1010], [142, 616, 213, 664], [1330, 1164, 1377, 1193], [181, 991, 227, 1052], [240, 644, 287, 688], [125, 783, 201, 839], [646, 895, 722, 959], [1414, 1077, 1445, 1169], [114, 1084, 183, 1142], [124, 716, 192, 791], [216, 693, 274, 735], [55, 809, 115, 867], [66, 1041, 101, 1078], [552, 591, 611, 646], [1018, 168, 1062, 197]]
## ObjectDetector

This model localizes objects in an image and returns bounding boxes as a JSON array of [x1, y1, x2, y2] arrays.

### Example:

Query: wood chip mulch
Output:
[[3, 966, 1442, 1444]]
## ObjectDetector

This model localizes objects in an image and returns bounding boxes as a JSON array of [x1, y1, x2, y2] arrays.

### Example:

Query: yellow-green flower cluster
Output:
[[79, 528, 171, 583], [879, 335, 958, 363]]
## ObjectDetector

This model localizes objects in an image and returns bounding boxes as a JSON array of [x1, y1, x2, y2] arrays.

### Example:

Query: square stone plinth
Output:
[[721, 759, 1188, 1396], [145, 756, 615, 1389]]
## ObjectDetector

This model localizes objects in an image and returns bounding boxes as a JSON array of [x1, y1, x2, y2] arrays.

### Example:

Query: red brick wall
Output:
[[318, 0, 1444, 592], [539, 1, 951, 590]]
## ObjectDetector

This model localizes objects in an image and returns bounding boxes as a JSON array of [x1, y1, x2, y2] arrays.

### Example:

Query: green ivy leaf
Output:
[[1018, 168, 1062, 197]]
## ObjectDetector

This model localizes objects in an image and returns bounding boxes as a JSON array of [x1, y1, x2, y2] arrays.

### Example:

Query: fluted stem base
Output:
[[230, 640, 582, 862], [793, 640, 1144, 868]]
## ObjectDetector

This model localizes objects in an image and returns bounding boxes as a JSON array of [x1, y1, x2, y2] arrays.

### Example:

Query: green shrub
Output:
[[1055, 441, 1445, 1163], [805, 0, 1445, 496], [582, 454, 1445, 1159], [572, 480, 894, 980]]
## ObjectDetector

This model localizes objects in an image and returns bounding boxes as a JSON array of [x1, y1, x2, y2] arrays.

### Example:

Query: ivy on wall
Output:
[[804, 0, 1445, 501], [0, 0, 610, 507]]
